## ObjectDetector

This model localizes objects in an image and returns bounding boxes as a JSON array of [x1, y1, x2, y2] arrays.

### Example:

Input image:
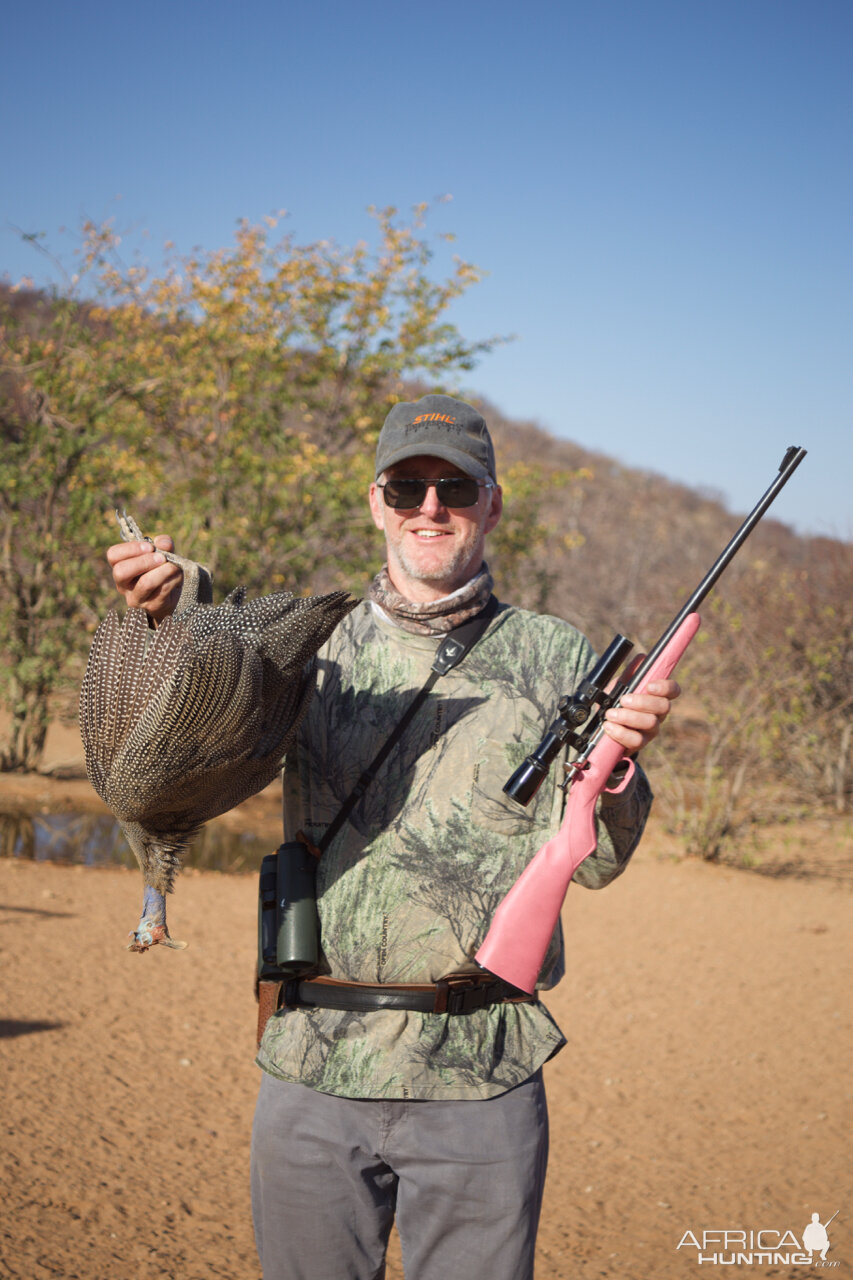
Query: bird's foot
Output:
[[116, 509, 150, 546], [126, 918, 188, 952]]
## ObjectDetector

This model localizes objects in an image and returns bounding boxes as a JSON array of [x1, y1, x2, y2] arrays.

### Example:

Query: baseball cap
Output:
[[374, 394, 496, 482]]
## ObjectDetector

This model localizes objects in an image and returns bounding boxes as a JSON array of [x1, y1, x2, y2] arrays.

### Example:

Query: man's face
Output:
[[368, 455, 503, 602]]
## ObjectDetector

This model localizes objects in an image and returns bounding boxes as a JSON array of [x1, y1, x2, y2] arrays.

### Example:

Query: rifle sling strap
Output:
[[316, 595, 499, 855]]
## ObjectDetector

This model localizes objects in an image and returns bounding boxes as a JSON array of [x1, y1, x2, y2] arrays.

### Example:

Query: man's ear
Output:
[[368, 482, 386, 532], [484, 484, 503, 535]]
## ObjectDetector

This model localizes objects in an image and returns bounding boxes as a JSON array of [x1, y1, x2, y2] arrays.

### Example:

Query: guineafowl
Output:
[[80, 512, 357, 950]]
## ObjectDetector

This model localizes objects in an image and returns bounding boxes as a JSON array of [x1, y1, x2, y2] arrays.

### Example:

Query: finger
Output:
[[110, 547, 170, 590], [602, 720, 647, 753], [129, 562, 182, 605], [602, 677, 681, 755], [107, 535, 174, 564], [107, 539, 152, 566], [645, 679, 681, 701], [604, 701, 666, 755], [619, 692, 673, 719], [605, 706, 661, 735]]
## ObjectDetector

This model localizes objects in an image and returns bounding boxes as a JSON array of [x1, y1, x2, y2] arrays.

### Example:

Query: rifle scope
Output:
[[503, 634, 633, 806]]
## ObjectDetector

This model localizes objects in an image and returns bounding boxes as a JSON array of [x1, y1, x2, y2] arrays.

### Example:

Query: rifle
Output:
[[475, 446, 807, 994]]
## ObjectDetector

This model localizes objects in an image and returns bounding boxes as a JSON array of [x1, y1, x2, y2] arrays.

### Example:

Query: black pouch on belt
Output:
[[257, 840, 320, 982]]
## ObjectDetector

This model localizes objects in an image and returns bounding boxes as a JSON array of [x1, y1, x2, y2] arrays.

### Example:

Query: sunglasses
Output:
[[378, 477, 493, 510]]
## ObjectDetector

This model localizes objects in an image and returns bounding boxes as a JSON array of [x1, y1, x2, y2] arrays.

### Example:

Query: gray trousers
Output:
[[251, 1069, 549, 1280]]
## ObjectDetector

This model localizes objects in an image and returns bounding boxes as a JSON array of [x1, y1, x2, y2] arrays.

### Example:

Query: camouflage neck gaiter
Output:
[[367, 564, 494, 636]]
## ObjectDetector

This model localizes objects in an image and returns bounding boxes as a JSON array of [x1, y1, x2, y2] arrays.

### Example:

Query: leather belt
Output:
[[282, 973, 537, 1015]]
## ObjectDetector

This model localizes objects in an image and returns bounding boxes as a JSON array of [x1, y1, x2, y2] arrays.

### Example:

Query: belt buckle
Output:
[[433, 974, 487, 1015], [281, 978, 305, 1009]]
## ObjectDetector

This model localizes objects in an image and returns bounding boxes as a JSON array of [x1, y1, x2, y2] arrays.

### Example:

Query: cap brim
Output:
[[375, 444, 492, 482]]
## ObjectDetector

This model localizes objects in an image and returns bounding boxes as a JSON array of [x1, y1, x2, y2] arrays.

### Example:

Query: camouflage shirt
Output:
[[256, 598, 652, 1099]]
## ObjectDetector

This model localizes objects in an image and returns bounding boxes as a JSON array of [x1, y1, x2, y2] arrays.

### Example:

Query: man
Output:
[[108, 394, 679, 1280]]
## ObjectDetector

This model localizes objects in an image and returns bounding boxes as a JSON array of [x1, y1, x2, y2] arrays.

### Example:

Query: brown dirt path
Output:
[[1, 829, 849, 1280]]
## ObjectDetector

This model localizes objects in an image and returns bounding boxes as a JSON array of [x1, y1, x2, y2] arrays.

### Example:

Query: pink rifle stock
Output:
[[475, 612, 701, 994]]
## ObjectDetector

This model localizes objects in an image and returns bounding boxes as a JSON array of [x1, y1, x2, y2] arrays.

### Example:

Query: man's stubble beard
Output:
[[387, 507, 489, 595], [392, 536, 483, 589]]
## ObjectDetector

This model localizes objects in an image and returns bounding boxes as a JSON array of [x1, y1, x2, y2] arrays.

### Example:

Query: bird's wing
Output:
[[80, 589, 359, 839], [80, 609, 192, 797], [102, 627, 265, 823]]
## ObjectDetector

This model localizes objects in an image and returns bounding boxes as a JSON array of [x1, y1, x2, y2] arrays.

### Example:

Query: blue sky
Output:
[[3, 0, 850, 539]]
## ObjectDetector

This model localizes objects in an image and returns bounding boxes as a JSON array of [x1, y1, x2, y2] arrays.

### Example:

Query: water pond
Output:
[[0, 811, 274, 875]]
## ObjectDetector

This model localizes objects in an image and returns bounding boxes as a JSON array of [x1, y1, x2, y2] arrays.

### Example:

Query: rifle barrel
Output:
[[623, 447, 804, 697], [576, 445, 807, 764]]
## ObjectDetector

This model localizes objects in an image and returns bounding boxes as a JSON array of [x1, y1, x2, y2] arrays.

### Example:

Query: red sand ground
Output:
[[0, 723, 850, 1278]]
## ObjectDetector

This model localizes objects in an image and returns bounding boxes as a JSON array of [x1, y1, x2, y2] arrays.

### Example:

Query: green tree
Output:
[[0, 205, 502, 770], [0, 282, 156, 769], [77, 206, 500, 593]]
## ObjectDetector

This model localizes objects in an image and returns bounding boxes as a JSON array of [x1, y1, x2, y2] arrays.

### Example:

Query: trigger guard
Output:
[[604, 757, 635, 794]]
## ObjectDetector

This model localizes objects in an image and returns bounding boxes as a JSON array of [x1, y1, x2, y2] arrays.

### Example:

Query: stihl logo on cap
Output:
[[412, 413, 458, 425]]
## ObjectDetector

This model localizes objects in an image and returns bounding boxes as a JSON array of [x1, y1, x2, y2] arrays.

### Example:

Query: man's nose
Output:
[[418, 482, 446, 517]]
